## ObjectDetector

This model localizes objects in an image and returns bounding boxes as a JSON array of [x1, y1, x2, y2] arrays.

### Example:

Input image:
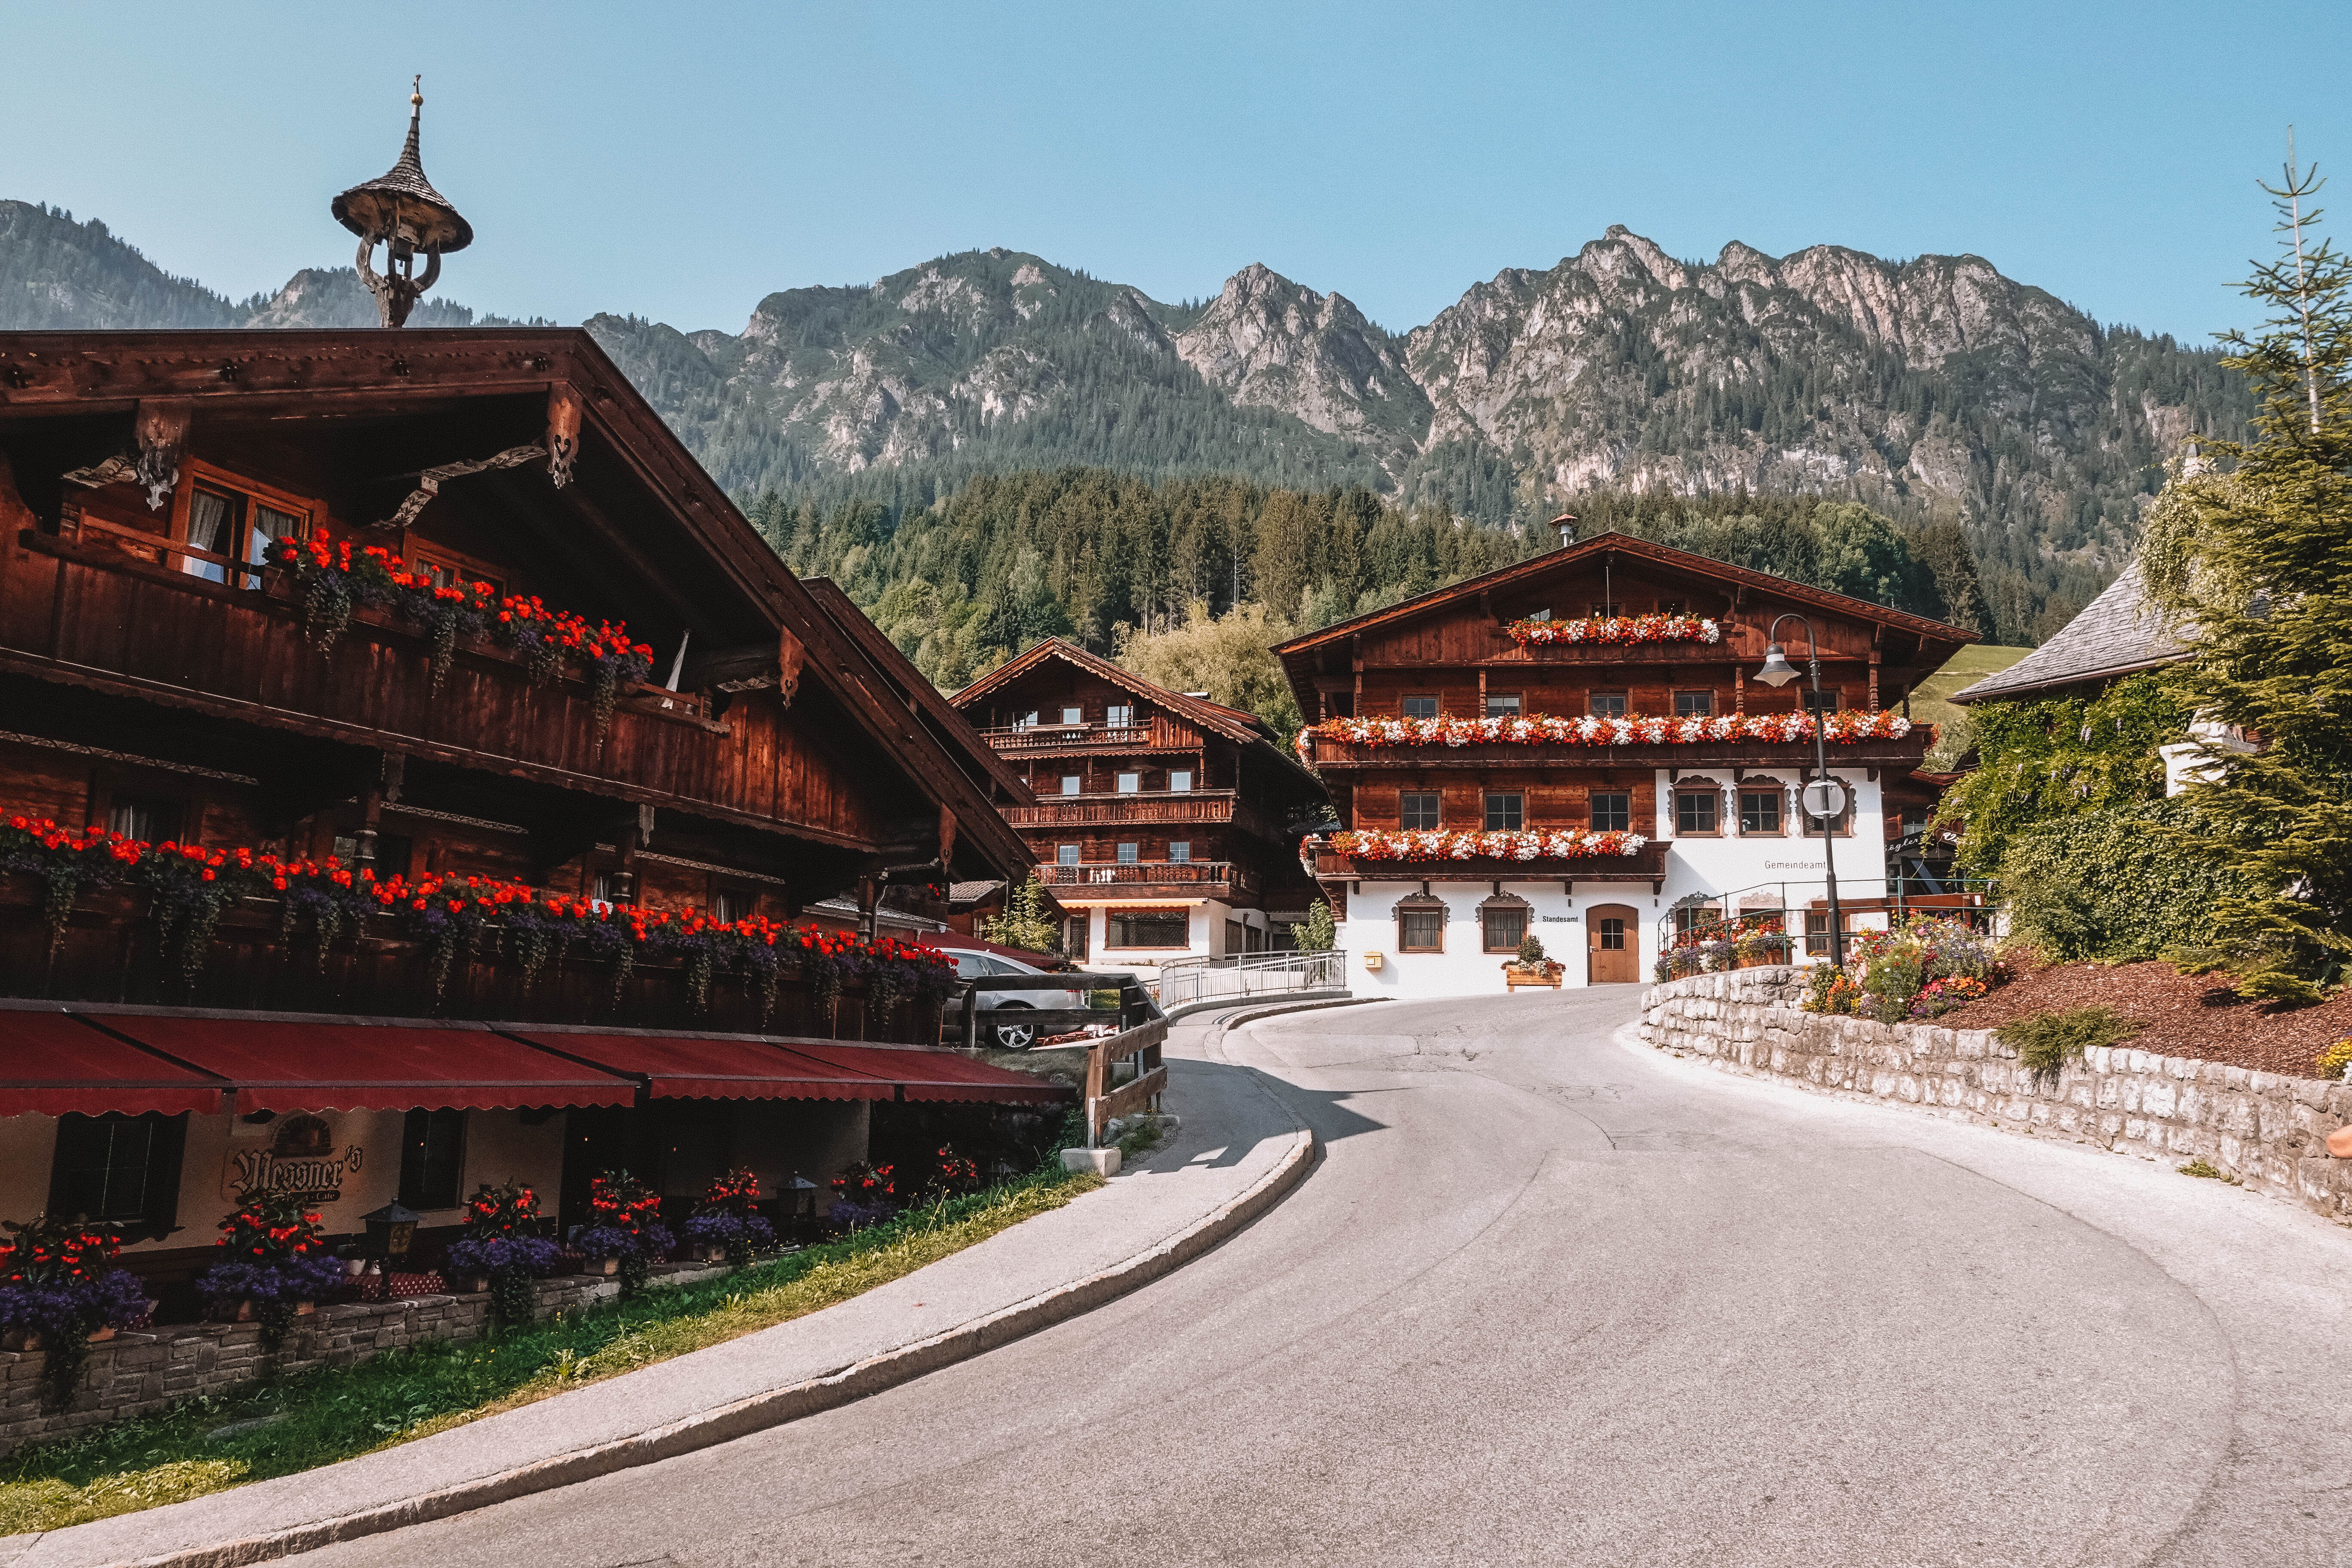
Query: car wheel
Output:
[[992, 1007, 1037, 1050]]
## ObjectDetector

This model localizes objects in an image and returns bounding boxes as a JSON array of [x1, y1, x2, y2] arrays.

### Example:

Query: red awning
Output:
[[786, 1042, 1075, 1105], [0, 1012, 230, 1117], [81, 1017, 637, 1114], [505, 1032, 898, 1103]]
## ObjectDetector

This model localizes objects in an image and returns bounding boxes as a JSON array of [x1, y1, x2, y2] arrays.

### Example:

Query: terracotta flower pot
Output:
[[597, 1257, 621, 1277], [455, 1274, 490, 1294]]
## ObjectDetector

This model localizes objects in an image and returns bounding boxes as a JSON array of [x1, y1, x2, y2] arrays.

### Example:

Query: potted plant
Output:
[[574, 1171, 672, 1294], [1502, 932, 1564, 990], [195, 1190, 346, 1350], [0, 1216, 153, 1411], [441, 1181, 560, 1325], [680, 1168, 775, 1267]]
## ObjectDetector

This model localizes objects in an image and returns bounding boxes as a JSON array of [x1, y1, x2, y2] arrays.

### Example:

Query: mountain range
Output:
[[2, 198, 2253, 644]]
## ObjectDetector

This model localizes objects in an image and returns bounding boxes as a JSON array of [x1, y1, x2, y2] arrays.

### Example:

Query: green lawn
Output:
[[1909, 643, 2032, 762], [0, 1167, 1102, 1536]]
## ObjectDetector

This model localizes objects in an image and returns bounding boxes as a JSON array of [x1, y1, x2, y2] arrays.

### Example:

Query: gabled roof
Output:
[[800, 578, 1034, 807], [1950, 562, 2186, 705], [0, 327, 1035, 881], [1271, 531, 1976, 657], [952, 637, 1271, 748]]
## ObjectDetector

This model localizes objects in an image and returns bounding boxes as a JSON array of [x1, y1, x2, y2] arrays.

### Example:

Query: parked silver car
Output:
[[943, 948, 1088, 1050]]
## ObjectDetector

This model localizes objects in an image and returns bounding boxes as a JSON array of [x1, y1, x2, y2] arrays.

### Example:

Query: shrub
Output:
[[1996, 1006, 2138, 1081], [0, 1218, 151, 1409], [196, 1192, 344, 1348], [1515, 932, 1548, 967], [443, 1182, 559, 1326], [1802, 917, 1994, 1020], [680, 1169, 775, 1266], [2316, 1038, 2352, 1081], [576, 1172, 672, 1294], [1291, 900, 1336, 954], [2001, 801, 2262, 964]]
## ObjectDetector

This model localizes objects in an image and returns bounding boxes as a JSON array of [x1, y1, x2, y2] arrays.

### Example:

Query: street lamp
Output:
[[1752, 614, 1846, 968]]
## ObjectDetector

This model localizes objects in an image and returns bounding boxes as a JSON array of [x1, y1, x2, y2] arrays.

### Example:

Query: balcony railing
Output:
[[1004, 790, 1273, 837], [1039, 860, 1255, 894], [978, 717, 1194, 752]]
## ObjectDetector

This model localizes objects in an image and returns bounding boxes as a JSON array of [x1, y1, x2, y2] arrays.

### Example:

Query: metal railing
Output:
[[1654, 876, 2000, 973], [1154, 949, 1347, 1008]]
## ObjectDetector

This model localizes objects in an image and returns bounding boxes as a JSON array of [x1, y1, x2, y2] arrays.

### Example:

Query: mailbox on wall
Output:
[[1363, 951, 1384, 971]]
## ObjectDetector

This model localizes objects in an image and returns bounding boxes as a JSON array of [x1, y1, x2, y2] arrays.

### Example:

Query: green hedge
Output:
[[2001, 800, 2257, 962]]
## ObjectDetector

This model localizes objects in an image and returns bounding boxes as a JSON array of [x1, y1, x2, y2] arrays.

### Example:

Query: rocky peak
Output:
[[1173, 264, 1429, 454]]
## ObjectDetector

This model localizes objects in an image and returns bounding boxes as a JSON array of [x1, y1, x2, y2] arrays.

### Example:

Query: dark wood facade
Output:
[[950, 639, 1325, 956]]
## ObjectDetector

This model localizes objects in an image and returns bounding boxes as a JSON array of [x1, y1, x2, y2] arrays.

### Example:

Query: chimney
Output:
[[1551, 512, 1577, 549]]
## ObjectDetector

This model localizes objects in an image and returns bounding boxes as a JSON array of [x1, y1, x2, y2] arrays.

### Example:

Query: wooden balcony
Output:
[[1003, 790, 1274, 839], [0, 876, 939, 1042], [0, 530, 876, 849], [1039, 860, 1256, 899], [1299, 732, 1932, 772], [978, 716, 1197, 755]]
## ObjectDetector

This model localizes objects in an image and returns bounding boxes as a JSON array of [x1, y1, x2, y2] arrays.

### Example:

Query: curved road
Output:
[[310, 991, 2352, 1566]]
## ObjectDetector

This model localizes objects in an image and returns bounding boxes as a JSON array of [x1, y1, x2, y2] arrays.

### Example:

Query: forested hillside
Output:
[[2, 197, 2253, 646], [750, 469, 1981, 693]]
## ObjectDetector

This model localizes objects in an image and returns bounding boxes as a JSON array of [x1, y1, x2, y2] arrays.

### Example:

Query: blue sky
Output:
[[5, 1, 2346, 341]]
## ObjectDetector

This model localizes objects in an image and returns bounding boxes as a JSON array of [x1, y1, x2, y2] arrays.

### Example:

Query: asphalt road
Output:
[[303, 990, 2352, 1567]]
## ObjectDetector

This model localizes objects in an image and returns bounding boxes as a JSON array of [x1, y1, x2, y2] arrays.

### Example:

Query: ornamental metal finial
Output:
[[332, 76, 474, 328]]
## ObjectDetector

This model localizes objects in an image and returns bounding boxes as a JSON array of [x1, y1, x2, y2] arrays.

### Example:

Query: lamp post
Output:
[[1752, 614, 1846, 968]]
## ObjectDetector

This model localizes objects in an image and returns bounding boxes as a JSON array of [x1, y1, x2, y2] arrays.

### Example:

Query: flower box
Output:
[[595, 1257, 621, 1277], [223, 1299, 315, 1323], [1502, 961, 1565, 991], [452, 1274, 491, 1294]]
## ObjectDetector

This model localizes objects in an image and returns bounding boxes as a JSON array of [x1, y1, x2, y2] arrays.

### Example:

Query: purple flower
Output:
[[573, 1222, 673, 1262], [443, 1235, 561, 1277], [196, 1253, 347, 1306]]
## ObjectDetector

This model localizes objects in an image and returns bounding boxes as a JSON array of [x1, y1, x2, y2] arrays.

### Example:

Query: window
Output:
[[1116, 772, 1141, 794], [330, 831, 410, 874], [1402, 695, 1439, 720], [1597, 916, 1627, 950], [1061, 706, 1084, 725], [48, 1112, 186, 1240], [1225, 919, 1246, 954], [591, 871, 620, 910], [1589, 692, 1628, 718], [1802, 690, 1842, 717], [711, 890, 748, 925], [108, 794, 183, 845], [1676, 791, 1719, 834], [1398, 905, 1445, 952], [1740, 790, 1782, 834], [1673, 906, 1724, 938], [1589, 601, 1619, 620], [1800, 779, 1851, 836], [1589, 792, 1630, 833], [1657, 601, 1684, 616], [1485, 692, 1522, 718], [1484, 793, 1523, 831], [1169, 770, 1193, 793], [1482, 905, 1527, 952], [1064, 915, 1090, 959], [1060, 775, 1081, 796], [1109, 909, 1190, 947], [1013, 709, 1039, 730], [1105, 704, 1133, 726], [1168, 841, 1192, 863], [182, 489, 239, 583], [1399, 790, 1440, 830], [1673, 691, 1715, 717], [1057, 844, 1081, 866], [1806, 913, 1832, 956], [397, 1108, 467, 1210], [1117, 842, 1139, 864]]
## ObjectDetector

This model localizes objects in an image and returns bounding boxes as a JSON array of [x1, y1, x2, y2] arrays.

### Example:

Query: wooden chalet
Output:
[[0, 325, 1061, 1299], [949, 638, 1326, 969], [1274, 532, 1975, 995]]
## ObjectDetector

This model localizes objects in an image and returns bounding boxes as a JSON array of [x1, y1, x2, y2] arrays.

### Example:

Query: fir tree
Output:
[[2138, 138, 2352, 1001]]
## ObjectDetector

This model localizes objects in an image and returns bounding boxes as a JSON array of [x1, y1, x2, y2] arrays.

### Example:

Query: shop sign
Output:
[[221, 1113, 364, 1202]]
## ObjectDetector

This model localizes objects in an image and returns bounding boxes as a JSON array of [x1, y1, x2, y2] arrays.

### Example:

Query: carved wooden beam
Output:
[[133, 399, 191, 512], [546, 383, 582, 489]]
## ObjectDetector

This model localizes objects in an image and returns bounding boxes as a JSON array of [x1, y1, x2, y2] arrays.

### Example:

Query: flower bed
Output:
[[1330, 829, 1646, 862], [1798, 916, 1998, 1023], [1295, 709, 1913, 763], [1505, 612, 1721, 647], [1654, 914, 1792, 980], [0, 812, 957, 1019]]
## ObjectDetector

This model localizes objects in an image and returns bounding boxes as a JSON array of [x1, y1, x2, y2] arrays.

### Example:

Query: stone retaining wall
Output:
[[0, 1267, 724, 1455], [1640, 968, 2352, 1222]]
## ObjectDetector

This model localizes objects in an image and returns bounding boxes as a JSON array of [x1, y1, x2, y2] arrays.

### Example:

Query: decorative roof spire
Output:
[[332, 77, 473, 328]]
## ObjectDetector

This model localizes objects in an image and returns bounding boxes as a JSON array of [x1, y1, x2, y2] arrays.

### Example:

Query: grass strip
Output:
[[0, 1167, 1101, 1536]]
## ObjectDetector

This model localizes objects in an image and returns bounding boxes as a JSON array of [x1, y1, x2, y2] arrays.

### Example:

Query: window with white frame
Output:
[[1060, 775, 1081, 796], [1116, 772, 1140, 794], [1169, 769, 1193, 793]]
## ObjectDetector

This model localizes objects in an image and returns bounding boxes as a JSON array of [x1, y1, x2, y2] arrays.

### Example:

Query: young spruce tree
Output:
[[2139, 138, 2352, 1000]]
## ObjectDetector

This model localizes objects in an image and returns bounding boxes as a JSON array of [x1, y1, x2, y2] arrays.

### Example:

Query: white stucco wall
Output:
[[1339, 766, 1890, 1001]]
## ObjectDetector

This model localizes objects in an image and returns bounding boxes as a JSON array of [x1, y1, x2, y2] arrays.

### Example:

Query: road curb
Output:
[[1160, 989, 1356, 1023], [1201, 995, 1386, 1039], [106, 1125, 1319, 1568]]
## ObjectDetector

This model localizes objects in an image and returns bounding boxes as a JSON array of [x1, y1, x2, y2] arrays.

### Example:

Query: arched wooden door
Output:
[[1586, 903, 1639, 984]]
